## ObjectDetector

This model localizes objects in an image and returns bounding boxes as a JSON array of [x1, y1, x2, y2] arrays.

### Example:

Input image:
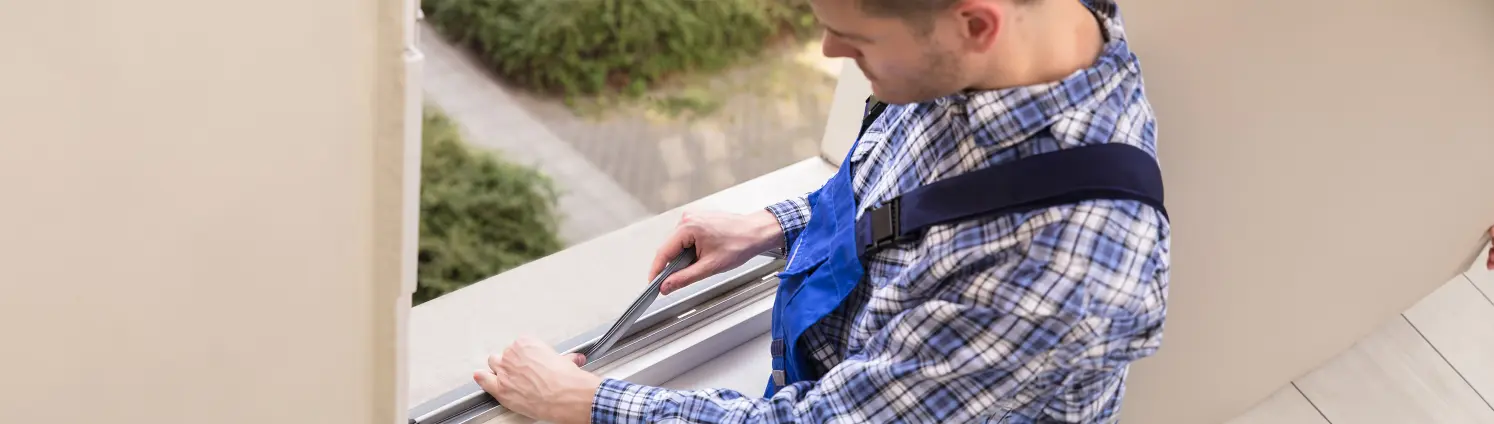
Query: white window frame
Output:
[[404, 56, 871, 424], [407, 258, 781, 424]]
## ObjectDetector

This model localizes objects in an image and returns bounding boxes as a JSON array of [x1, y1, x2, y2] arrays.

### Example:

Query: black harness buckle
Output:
[[864, 198, 902, 254]]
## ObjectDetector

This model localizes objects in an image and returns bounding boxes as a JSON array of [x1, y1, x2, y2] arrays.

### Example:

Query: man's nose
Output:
[[820, 33, 856, 59]]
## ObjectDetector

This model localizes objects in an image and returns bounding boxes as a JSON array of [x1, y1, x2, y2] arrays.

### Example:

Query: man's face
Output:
[[811, 0, 968, 104]]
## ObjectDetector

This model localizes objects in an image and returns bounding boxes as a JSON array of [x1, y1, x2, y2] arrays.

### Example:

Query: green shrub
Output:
[[421, 0, 816, 97], [415, 109, 564, 305]]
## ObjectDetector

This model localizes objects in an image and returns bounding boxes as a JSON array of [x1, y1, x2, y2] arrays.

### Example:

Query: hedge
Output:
[[415, 109, 564, 305], [421, 0, 816, 97]]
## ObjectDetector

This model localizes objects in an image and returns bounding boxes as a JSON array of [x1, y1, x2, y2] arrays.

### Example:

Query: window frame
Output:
[[407, 257, 785, 424], [403, 60, 864, 424]]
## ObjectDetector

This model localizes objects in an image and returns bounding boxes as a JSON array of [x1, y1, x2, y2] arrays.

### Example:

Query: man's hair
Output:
[[856, 0, 960, 19], [857, 0, 1038, 32]]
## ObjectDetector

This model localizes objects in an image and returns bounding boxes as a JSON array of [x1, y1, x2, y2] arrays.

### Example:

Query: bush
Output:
[[421, 0, 816, 97], [415, 109, 564, 305]]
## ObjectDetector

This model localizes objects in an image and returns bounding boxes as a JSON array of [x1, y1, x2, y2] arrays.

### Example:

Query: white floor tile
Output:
[[1294, 316, 1494, 424], [1225, 384, 1329, 424], [1404, 274, 1494, 411]]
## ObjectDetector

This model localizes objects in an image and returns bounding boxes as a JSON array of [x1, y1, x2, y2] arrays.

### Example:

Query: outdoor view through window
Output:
[[405, 0, 841, 416], [411, 0, 834, 306]]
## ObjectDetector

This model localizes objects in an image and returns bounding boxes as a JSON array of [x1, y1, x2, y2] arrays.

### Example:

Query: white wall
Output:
[[0, 1, 416, 423]]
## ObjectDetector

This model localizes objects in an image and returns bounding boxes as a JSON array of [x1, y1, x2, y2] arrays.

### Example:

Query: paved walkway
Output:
[[504, 40, 842, 212], [421, 22, 842, 245], [419, 25, 650, 245]]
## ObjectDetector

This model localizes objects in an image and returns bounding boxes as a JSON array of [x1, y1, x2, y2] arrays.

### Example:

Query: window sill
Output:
[[406, 157, 835, 409]]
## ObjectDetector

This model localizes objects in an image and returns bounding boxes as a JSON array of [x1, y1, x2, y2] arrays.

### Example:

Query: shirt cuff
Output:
[[764, 198, 811, 251], [591, 378, 667, 424]]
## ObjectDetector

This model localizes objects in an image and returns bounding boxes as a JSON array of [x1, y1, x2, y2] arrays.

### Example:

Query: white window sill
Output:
[[406, 157, 835, 409]]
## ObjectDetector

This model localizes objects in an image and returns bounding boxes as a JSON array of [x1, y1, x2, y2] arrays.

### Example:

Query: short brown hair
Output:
[[857, 0, 1038, 31], [856, 0, 961, 21]]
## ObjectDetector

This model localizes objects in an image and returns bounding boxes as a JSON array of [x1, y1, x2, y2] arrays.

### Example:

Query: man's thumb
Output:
[[473, 370, 499, 393], [661, 266, 706, 295]]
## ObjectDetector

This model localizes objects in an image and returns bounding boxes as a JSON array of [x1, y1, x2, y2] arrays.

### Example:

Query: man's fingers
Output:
[[661, 265, 708, 295], [650, 231, 690, 281], [567, 353, 586, 367], [473, 370, 500, 394], [486, 353, 502, 372]]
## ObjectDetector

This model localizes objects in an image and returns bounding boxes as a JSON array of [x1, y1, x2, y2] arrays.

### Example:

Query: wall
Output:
[[821, 0, 1494, 422], [1119, 0, 1493, 422], [0, 1, 415, 423]]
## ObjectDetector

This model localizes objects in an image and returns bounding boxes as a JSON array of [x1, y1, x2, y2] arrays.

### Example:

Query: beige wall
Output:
[[1120, 0, 1493, 422], [0, 1, 415, 423], [824, 0, 1494, 422]]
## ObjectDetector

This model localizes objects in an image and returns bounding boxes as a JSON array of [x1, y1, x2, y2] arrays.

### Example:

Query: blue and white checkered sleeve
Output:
[[764, 186, 820, 253], [590, 202, 1165, 423]]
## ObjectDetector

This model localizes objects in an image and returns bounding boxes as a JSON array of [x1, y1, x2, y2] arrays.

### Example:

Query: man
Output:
[[471, 0, 1491, 422]]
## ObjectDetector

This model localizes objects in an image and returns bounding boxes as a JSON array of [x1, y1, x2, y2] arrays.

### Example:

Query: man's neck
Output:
[[967, 2, 1105, 90]]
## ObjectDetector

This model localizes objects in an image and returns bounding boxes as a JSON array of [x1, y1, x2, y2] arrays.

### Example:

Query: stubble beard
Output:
[[881, 47, 962, 105]]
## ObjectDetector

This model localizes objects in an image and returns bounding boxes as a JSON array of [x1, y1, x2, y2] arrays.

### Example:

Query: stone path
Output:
[[503, 40, 842, 212], [419, 25, 650, 245], [420, 22, 842, 245]]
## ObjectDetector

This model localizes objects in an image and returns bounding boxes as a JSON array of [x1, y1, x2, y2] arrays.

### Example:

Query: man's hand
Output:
[[474, 336, 603, 424], [651, 210, 783, 295], [1485, 225, 1493, 271]]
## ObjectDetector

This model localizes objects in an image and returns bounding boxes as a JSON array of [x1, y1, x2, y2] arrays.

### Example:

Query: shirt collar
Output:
[[934, 7, 1137, 148]]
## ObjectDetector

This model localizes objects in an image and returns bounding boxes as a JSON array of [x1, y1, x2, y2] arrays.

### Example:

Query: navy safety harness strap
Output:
[[851, 97, 1168, 257], [763, 96, 1168, 393]]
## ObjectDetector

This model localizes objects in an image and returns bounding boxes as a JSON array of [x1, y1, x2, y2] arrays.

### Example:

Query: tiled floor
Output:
[[1228, 253, 1494, 424]]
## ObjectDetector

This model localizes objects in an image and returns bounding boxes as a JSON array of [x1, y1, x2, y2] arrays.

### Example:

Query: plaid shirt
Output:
[[592, 2, 1169, 422]]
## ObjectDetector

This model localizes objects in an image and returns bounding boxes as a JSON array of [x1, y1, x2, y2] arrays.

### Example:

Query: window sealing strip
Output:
[[406, 254, 785, 424]]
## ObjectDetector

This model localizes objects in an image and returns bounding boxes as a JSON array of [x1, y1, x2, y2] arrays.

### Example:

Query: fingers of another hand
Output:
[[489, 336, 541, 371], [473, 369, 501, 394], [657, 218, 706, 294], [651, 223, 695, 280], [474, 354, 505, 398], [487, 352, 503, 372], [661, 260, 711, 295], [568, 353, 586, 367]]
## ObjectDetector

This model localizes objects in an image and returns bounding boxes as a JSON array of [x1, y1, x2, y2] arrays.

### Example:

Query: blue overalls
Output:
[[763, 99, 1168, 396]]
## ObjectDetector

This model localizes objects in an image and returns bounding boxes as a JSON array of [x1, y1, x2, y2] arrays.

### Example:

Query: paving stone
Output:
[[419, 24, 649, 245], [657, 180, 689, 209], [504, 58, 838, 212], [705, 163, 737, 189], [421, 22, 837, 229], [656, 135, 694, 179], [692, 123, 731, 163]]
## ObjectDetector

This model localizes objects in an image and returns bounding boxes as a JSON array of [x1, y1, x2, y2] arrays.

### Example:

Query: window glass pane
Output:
[[409, 0, 834, 406]]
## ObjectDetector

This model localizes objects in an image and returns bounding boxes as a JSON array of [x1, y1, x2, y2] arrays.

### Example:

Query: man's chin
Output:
[[868, 88, 916, 106], [868, 84, 902, 105]]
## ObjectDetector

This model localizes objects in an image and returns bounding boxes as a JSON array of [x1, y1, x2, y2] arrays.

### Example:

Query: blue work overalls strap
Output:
[[763, 96, 1168, 397], [855, 143, 1168, 256]]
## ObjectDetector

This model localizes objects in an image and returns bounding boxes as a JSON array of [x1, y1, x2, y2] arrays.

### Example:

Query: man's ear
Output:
[[951, 1, 1003, 52]]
